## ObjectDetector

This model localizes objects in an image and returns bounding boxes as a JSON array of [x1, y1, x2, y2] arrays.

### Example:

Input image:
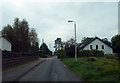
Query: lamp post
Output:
[[68, 20, 77, 61]]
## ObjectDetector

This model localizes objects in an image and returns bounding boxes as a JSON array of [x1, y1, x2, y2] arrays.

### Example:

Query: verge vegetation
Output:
[[61, 56, 119, 82]]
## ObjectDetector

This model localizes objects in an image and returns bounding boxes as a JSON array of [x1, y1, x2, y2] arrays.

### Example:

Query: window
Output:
[[96, 45, 98, 49], [102, 45, 104, 49], [90, 45, 92, 49]]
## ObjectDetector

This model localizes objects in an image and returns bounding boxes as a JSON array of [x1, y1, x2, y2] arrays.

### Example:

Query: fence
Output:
[[2, 56, 39, 69]]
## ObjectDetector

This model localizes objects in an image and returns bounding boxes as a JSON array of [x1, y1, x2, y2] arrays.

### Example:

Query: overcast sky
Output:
[[1, 0, 118, 51]]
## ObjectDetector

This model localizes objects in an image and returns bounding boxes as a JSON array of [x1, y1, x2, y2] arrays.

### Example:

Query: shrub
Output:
[[2, 50, 38, 58], [2, 50, 15, 58], [87, 57, 97, 62], [105, 54, 116, 59], [104, 61, 116, 66], [78, 49, 104, 57], [89, 49, 104, 55], [56, 49, 66, 58]]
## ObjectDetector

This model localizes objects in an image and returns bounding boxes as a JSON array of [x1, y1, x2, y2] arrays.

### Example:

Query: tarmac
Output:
[[19, 57, 84, 81]]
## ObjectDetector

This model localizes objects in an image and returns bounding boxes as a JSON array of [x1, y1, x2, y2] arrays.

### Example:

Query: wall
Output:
[[83, 39, 113, 54], [0, 37, 11, 51]]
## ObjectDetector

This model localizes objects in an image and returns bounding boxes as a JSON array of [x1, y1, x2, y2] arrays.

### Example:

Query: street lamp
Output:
[[68, 20, 77, 61]]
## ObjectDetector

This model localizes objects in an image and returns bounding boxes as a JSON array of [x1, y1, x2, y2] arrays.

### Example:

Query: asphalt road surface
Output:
[[20, 56, 84, 81]]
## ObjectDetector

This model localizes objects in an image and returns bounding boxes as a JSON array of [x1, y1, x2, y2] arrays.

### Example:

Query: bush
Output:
[[105, 54, 116, 59], [78, 49, 104, 57], [89, 50, 104, 55], [104, 61, 116, 66], [2, 50, 15, 58], [2, 50, 38, 58], [87, 57, 97, 62], [56, 49, 66, 58]]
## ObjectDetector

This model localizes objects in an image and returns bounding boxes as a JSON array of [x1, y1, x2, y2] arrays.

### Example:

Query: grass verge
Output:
[[61, 57, 119, 83]]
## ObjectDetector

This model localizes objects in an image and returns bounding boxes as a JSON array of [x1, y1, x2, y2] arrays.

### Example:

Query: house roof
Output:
[[79, 37, 112, 49]]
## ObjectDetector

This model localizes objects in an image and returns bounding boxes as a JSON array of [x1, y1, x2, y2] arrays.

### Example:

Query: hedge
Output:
[[2, 50, 39, 58], [78, 49, 104, 57]]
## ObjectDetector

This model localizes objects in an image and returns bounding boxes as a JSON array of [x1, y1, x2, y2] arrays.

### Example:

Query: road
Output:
[[20, 56, 84, 81]]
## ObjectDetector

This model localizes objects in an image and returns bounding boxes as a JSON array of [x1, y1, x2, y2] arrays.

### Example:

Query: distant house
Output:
[[0, 32, 12, 51], [79, 37, 113, 54]]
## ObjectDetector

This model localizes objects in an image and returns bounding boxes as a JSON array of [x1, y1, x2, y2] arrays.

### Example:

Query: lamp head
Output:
[[68, 20, 73, 22]]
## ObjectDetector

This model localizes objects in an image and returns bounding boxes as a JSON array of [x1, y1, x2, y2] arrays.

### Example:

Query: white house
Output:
[[0, 32, 12, 51], [79, 37, 113, 54]]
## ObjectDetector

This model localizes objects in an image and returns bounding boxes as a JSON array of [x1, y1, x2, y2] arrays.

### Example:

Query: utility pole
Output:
[[68, 20, 77, 61], [74, 22, 77, 61]]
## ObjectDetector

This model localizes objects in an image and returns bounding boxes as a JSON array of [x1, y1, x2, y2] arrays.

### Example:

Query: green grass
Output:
[[61, 57, 119, 82]]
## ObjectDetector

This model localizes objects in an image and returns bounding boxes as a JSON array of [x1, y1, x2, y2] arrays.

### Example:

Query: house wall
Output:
[[83, 39, 113, 54], [0, 37, 11, 51]]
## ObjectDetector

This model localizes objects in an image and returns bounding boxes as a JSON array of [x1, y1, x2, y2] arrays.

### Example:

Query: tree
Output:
[[12, 18, 21, 52], [63, 38, 78, 58], [34, 42, 39, 52], [29, 28, 39, 53], [56, 49, 66, 58], [2, 24, 15, 42], [111, 35, 120, 54], [54, 38, 63, 52], [19, 19, 30, 52], [65, 40, 74, 57], [2, 17, 39, 54], [11, 18, 30, 52], [40, 43, 52, 57], [81, 37, 94, 44], [29, 28, 38, 47]]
